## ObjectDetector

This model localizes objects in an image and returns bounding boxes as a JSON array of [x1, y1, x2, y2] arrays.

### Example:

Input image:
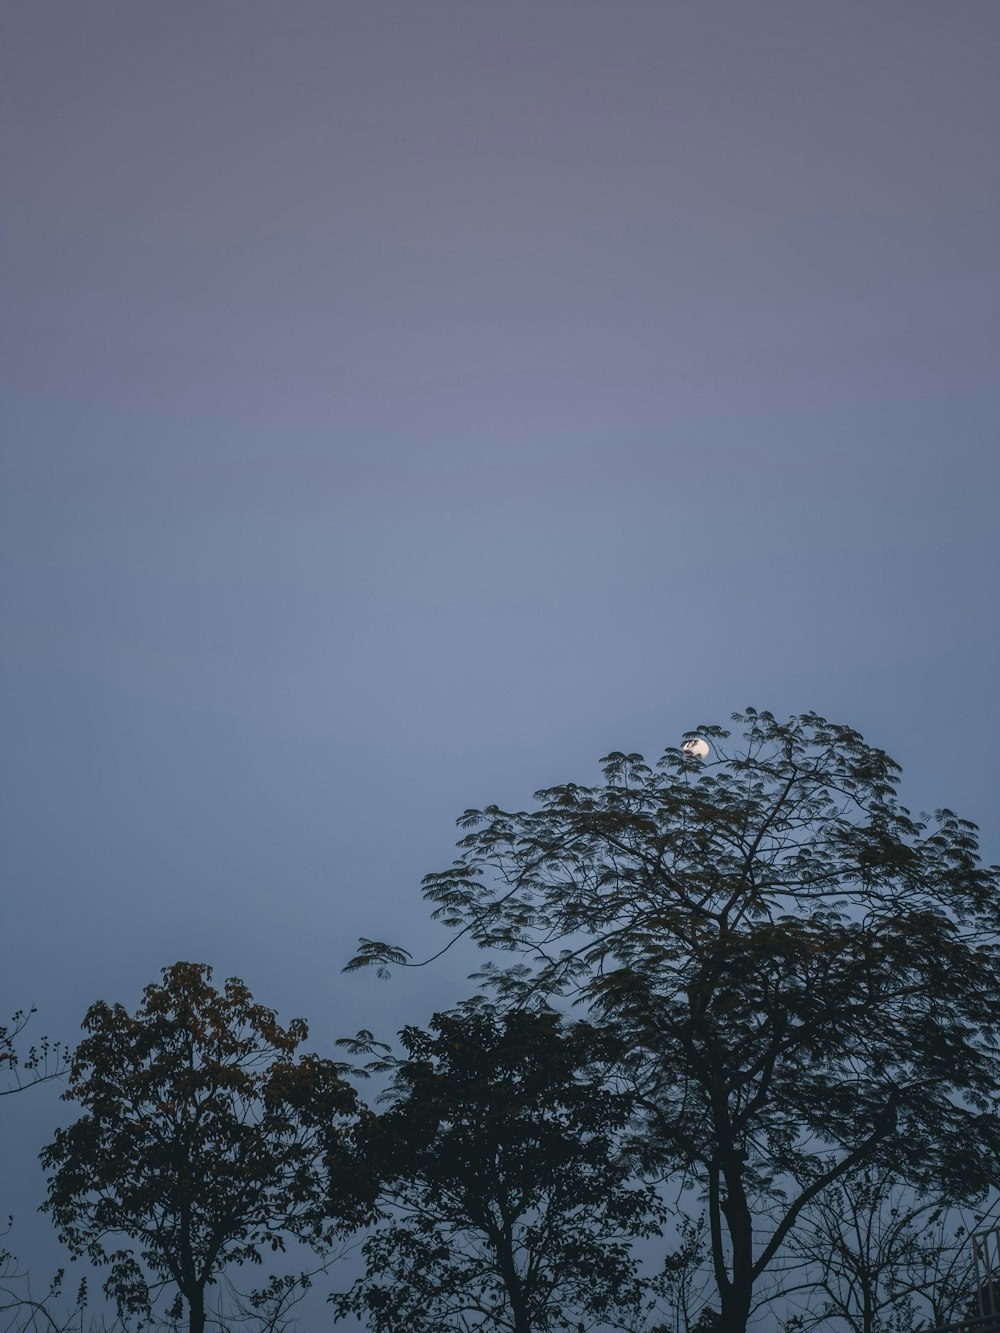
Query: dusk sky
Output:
[[2, 3, 999, 1326]]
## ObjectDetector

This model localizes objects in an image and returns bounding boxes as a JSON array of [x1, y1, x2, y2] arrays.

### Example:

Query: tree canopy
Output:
[[40, 962, 366, 1333], [350, 709, 1000, 1333], [331, 1002, 665, 1333]]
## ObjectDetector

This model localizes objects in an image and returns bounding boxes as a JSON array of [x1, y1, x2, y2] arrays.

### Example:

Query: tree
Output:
[[0, 1258, 332, 1333], [350, 709, 1000, 1333], [330, 1002, 666, 1333], [780, 1168, 997, 1333], [648, 1214, 718, 1333], [40, 963, 367, 1333], [2, 1007, 71, 1332], [1, 1249, 121, 1333]]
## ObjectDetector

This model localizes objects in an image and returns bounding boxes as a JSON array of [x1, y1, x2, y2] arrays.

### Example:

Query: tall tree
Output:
[[331, 1003, 665, 1333], [350, 709, 1000, 1333], [40, 962, 367, 1333]]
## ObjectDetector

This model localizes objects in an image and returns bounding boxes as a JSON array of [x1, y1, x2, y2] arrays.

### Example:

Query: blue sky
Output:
[[2, 3, 998, 1326]]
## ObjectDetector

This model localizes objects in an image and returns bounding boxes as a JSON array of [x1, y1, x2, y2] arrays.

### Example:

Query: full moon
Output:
[[682, 737, 710, 758]]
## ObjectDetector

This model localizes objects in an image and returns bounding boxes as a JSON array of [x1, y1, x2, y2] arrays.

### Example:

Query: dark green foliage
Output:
[[40, 963, 366, 1333], [331, 1003, 666, 1333], [350, 709, 1000, 1332]]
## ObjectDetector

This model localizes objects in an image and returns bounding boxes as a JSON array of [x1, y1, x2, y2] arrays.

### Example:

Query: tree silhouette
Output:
[[1, 1007, 67, 1098], [350, 709, 1000, 1333], [780, 1168, 997, 1333], [40, 963, 367, 1333], [331, 1003, 665, 1333], [1, 1005, 72, 1333]]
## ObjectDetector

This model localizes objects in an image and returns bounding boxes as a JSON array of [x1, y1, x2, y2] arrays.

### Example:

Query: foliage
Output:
[[1, 1241, 328, 1333], [349, 709, 1000, 1332], [648, 1214, 718, 1333], [1, 1009, 68, 1098], [2, 1244, 91, 1333], [2, 1007, 71, 1332], [330, 1002, 666, 1333], [39, 963, 367, 1333], [780, 1167, 997, 1333]]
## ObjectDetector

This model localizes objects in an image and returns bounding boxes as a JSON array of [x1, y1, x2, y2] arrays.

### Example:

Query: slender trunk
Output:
[[188, 1283, 206, 1333], [692, 958, 755, 1333], [494, 1227, 531, 1333], [715, 1148, 754, 1333], [500, 1252, 531, 1333]]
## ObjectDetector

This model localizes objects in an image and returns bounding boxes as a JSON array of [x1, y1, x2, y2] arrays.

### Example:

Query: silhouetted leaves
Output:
[[39, 963, 368, 1333], [1, 1008, 68, 1097], [331, 1002, 666, 1333], [348, 709, 1000, 1333]]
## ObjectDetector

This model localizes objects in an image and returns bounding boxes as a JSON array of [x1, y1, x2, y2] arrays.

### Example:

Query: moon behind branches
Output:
[[682, 737, 711, 759]]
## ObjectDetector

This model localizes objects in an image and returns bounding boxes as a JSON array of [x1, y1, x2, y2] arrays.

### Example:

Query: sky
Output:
[[2, 2, 999, 1327]]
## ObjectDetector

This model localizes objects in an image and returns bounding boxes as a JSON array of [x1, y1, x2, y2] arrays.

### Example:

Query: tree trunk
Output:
[[188, 1284, 206, 1333], [716, 1149, 754, 1333], [715, 1285, 753, 1333], [494, 1228, 531, 1333], [503, 1260, 532, 1333]]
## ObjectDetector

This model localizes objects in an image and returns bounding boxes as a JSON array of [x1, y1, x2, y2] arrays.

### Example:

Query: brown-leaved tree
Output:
[[40, 962, 367, 1333]]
